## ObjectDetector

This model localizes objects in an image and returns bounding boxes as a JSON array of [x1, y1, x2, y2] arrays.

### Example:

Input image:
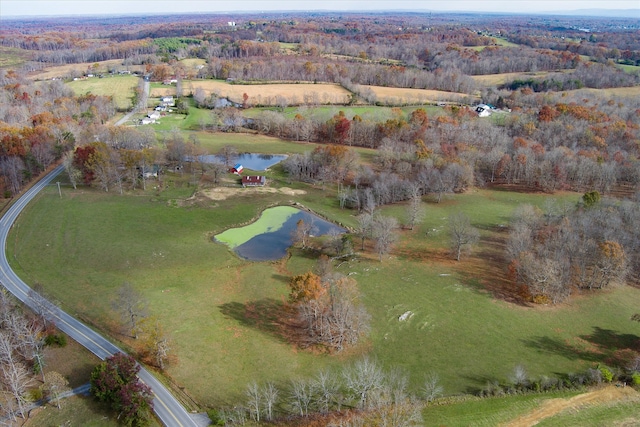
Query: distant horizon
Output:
[[1, 1, 639, 19]]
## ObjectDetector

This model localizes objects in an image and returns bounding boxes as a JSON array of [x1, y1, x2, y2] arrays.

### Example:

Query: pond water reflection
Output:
[[198, 153, 287, 170], [215, 206, 346, 261]]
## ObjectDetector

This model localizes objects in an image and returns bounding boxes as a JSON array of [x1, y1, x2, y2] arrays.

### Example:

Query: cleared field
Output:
[[366, 85, 476, 104], [423, 386, 640, 426], [567, 86, 640, 98], [0, 46, 32, 69], [67, 75, 138, 110], [9, 141, 640, 412], [471, 70, 575, 87], [27, 59, 144, 80], [151, 80, 351, 106]]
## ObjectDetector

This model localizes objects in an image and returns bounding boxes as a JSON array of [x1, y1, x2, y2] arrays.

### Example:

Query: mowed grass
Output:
[[422, 388, 640, 426], [423, 392, 581, 426], [8, 142, 640, 411], [25, 395, 160, 427], [67, 75, 139, 110]]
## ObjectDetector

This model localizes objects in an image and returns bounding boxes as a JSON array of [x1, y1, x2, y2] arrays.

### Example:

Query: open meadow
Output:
[[151, 80, 352, 106], [67, 74, 139, 110], [8, 134, 640, 414]]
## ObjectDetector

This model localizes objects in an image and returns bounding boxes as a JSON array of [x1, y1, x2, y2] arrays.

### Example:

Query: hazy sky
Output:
[[1, 0, 639, 17]]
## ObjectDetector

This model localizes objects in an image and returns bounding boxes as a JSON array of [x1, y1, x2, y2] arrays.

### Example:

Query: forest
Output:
[[1, 9, 640, 427]]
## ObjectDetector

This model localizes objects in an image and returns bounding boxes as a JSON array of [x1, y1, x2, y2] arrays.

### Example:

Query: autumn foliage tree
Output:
[[90, 353, 153, 427], [289, 271, 369, 352]]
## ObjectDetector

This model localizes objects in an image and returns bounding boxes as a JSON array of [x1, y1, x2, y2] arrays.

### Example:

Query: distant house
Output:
[[161, 96, 175, 106], [230, 164, 244, 174], [148, 111, 161, 121], [242, 176, 266, 187], [475, 104, 492, 117]]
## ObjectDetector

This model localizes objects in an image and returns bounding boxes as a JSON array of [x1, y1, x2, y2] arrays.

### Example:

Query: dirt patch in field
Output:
[[504, 385, 640, 427], [200, 185, 306, 201]]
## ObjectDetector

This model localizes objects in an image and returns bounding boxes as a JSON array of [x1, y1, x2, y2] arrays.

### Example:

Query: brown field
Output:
[[151, 80, 352, 105], [366, 85, 476, 104], [27, 59, 144, 80]]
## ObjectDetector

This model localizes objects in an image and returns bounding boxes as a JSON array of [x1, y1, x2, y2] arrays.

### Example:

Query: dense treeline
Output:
[[248, 86, 640, 201], [507, 195, 640, 303], [2, 12, 638, 78], [0, 70, 116, 196]]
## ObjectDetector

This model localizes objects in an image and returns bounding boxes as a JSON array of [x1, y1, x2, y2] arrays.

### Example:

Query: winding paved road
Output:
[[0, 165, 199, 427]]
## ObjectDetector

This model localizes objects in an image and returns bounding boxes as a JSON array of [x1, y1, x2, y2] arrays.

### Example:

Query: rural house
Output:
[[242, 176, 266, 187], [231, 164, 244, 174]]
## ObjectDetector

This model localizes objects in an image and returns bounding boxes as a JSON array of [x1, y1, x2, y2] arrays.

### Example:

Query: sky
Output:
[[1, 0, 639, 18]]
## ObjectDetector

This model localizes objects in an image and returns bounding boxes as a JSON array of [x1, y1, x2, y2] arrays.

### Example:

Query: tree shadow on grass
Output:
[[218, 298, 301, 345], [522, 327, 640, 365]]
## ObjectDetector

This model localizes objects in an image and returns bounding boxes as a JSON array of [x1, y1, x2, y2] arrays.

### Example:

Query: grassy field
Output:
[[366, 85, 476, 104], [151, 80, 352, 106], [67, 75, 139, 110], [470, 70, 575, 87], [0, 46, 31, 69], [8, 133, 640, 415], [27, 59, 145, 80], [423, 386, 640, 426]]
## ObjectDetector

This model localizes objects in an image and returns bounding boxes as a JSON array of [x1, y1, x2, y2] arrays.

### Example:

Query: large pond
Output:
[[198, 153, 287, 170], [214, 206, 346, 261]]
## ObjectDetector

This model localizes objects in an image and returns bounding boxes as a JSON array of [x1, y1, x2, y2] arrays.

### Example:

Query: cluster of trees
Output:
[[112, 283, 171, 371], [212, 357, 441, 426], [0, 71, 116, 196], [0, 289, 71, 421], [507, 194, 640, 304], [288, 266, 369, 352], [90, 353, 154, 427]]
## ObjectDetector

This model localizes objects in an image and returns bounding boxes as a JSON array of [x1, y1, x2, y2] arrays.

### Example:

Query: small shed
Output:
[[242, 176, 266, 187], [231, 164, 244, 174]]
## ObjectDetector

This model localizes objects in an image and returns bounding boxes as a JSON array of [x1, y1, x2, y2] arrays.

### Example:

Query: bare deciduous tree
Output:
[[112, 282, 148, 339], [449, 212, 480, 261], [372, 214, 399, 261]]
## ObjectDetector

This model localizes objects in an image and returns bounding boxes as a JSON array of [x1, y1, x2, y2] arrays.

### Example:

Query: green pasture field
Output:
[[536, 399, 640, 426], [618, 63, 640, 73], [0, 46, 31, 69], [67, 75, 138, 110], [7, 137, 640, 412], [423, 392, 581, 426], [245, 104, 444, 122], [25, 395, 160, 427], [422, 389, 640, 426]]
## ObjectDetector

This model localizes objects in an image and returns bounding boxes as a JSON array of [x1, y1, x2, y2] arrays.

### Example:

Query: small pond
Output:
[[214, 206, 346, 261], [198, 153, 287, 170]]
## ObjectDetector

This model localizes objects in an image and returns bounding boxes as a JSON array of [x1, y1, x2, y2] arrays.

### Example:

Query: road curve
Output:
[[0, 165, 199, 427]]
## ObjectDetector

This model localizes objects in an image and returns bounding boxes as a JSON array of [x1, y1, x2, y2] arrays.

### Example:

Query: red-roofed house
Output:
[[242, 176, 266, 187]]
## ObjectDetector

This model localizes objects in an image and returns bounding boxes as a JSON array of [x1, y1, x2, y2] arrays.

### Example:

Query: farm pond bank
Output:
[[214, 206, 346, 261]]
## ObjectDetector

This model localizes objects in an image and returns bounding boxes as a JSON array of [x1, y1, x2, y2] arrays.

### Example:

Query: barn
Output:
[[230, 164, 244, 174], [242, 176, 266, 187]]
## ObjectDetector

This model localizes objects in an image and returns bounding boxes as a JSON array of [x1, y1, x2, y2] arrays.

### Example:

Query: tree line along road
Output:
[[0, 164, 199, 427]]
